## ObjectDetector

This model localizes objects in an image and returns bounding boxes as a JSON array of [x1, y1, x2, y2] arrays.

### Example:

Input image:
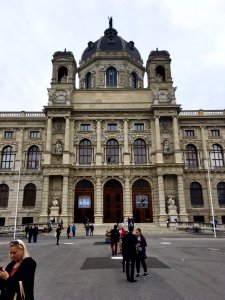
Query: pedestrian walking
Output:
[[32, 225, 38, 243], [85, 223, 90, 236], [110, 225, 120, 256], [122, 226, 137, 282], [56, 224, 61, 245], [72, 224, 76, 237], [67, 225, 71, 239], [25, 224, 29, 238], [28, 226, 33, 243], [135, 228, 148, 278], [60, 218, 64, 229], [89, 224, 94, 236], [0, 239, 36, 300]]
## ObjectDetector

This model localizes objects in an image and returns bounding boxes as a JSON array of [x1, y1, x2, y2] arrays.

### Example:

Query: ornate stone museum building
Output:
[[0, 20, 225, 226]]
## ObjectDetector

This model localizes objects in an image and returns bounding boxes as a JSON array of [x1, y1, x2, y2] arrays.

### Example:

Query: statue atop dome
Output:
[[108, 16, 113, 28]]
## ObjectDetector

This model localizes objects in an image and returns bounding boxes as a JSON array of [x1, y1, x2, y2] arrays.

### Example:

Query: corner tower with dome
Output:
[[0, 19, 225, 228]]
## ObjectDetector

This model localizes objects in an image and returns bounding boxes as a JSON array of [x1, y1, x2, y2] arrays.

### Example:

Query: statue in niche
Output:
[[156, 72, 163, 81], [52, 196, 59, 207], [167, 195, 175, 207], [55, 141, 63, 154], [163, 140, 170, 153], [60, 74, 68, 83]]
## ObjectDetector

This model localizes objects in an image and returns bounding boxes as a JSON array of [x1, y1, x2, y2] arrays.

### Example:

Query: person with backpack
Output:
[[110, 224, 120, 255]]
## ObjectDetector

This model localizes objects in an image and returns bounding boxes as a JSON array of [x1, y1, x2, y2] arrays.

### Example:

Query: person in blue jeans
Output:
[[72, 224, 76, 237]]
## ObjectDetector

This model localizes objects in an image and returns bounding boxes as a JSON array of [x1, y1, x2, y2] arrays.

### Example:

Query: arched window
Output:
[[155, 65, 165, 81], [106, 139, 119, 164], [217, 182, 225, 206], [106, 67, 117, 87], [190, 182, 204, 206], [85, 72, 92, 89], [23, 183, 36, 207], [58, 66, 68, 83], [211, 144, 224, 167], [1, 146, 14, 169], [27, 146, 40, 169], [131, 72, 138, 88], [0, 184, 9, 208], [79, 139, 92, 164], [134, 139, 147, 164], [185, 144, 198, 168]]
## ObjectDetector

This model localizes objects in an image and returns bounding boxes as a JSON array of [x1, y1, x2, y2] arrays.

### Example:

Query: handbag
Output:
[[13, 281, 26, 300], [136, 243, 142, 253]]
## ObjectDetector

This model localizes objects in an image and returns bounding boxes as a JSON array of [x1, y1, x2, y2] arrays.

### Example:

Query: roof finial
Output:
[[108, 16, 113, 28]]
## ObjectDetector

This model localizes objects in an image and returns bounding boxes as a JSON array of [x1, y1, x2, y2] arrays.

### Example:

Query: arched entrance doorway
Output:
[[132, 179, 153, 223], [103, 179, 123, 223], [74, 179, 94, 223]]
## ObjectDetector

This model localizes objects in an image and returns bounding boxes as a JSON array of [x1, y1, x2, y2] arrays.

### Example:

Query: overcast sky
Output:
[[0, 0, 225, 111]]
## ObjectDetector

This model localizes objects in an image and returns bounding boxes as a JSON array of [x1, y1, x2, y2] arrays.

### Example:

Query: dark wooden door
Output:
[[74, 191, 94, 223], [132, 192, 153, 223], [104, 188, 123, 223]]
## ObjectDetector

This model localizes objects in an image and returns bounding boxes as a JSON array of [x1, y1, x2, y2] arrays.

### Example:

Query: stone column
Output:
[[200, 126, 208, 168], [123, 119, 130, 165], [123, 176, 132, 219], [95, 176, 103, 223], [61, 176, 69, 215], [155, 117, 163, 163], [96, 120, 102, 165], [157, 175, 167, 223], [39, 176, 50, 223], [177, 175, 188, 221], [15, 128, 24, 170], [172, 116, 182, 163], [64, 117, 70, 151], [63, 118, 70, 164], [46, 117, 52, 152]]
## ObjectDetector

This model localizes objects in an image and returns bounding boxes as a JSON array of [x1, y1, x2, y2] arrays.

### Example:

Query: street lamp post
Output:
[[206, 152, 216, 238], [13, 157, 22, 239]]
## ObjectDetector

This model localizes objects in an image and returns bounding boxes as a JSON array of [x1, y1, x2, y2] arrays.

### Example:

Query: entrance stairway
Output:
[[49, 223, 178, 237]]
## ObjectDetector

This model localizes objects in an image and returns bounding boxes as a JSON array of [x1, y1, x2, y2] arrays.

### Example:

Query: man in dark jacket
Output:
[[122, 226, 137, 282]]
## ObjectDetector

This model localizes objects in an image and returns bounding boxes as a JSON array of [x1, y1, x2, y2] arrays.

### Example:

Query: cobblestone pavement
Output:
[[0, 233, 225, 300]]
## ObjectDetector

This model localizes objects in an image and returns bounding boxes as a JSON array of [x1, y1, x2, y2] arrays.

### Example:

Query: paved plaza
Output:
[[1, 232, 225, 300]]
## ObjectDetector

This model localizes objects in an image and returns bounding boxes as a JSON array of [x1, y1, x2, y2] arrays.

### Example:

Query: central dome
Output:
[[81, 18, 143, 64]]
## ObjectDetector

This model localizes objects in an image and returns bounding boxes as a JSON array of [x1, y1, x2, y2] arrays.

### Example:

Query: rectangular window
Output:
[[184, 130, 195, 137], [4, 131, 14, 139], [30, 131, 40, 139], [22, 217, 33, 225], [107, 123, 117, 131], [210, 129, 220, 137], [78, 195, 91, 208], [134, 123, 144, 131], [80, 124, 91, 131]]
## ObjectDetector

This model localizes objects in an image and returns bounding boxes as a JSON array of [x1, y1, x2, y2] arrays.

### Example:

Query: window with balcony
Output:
[[210, 144, 224, 167], [185, 144, 198, 168], [134, 139, 147, 164], [1, 146, 14, 169], [217, 182, 225, 206], [79, 139, 92, 164], [106, 139, 119, 164], [27, 146, 40, 169], [190, 182, 204, 206]]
